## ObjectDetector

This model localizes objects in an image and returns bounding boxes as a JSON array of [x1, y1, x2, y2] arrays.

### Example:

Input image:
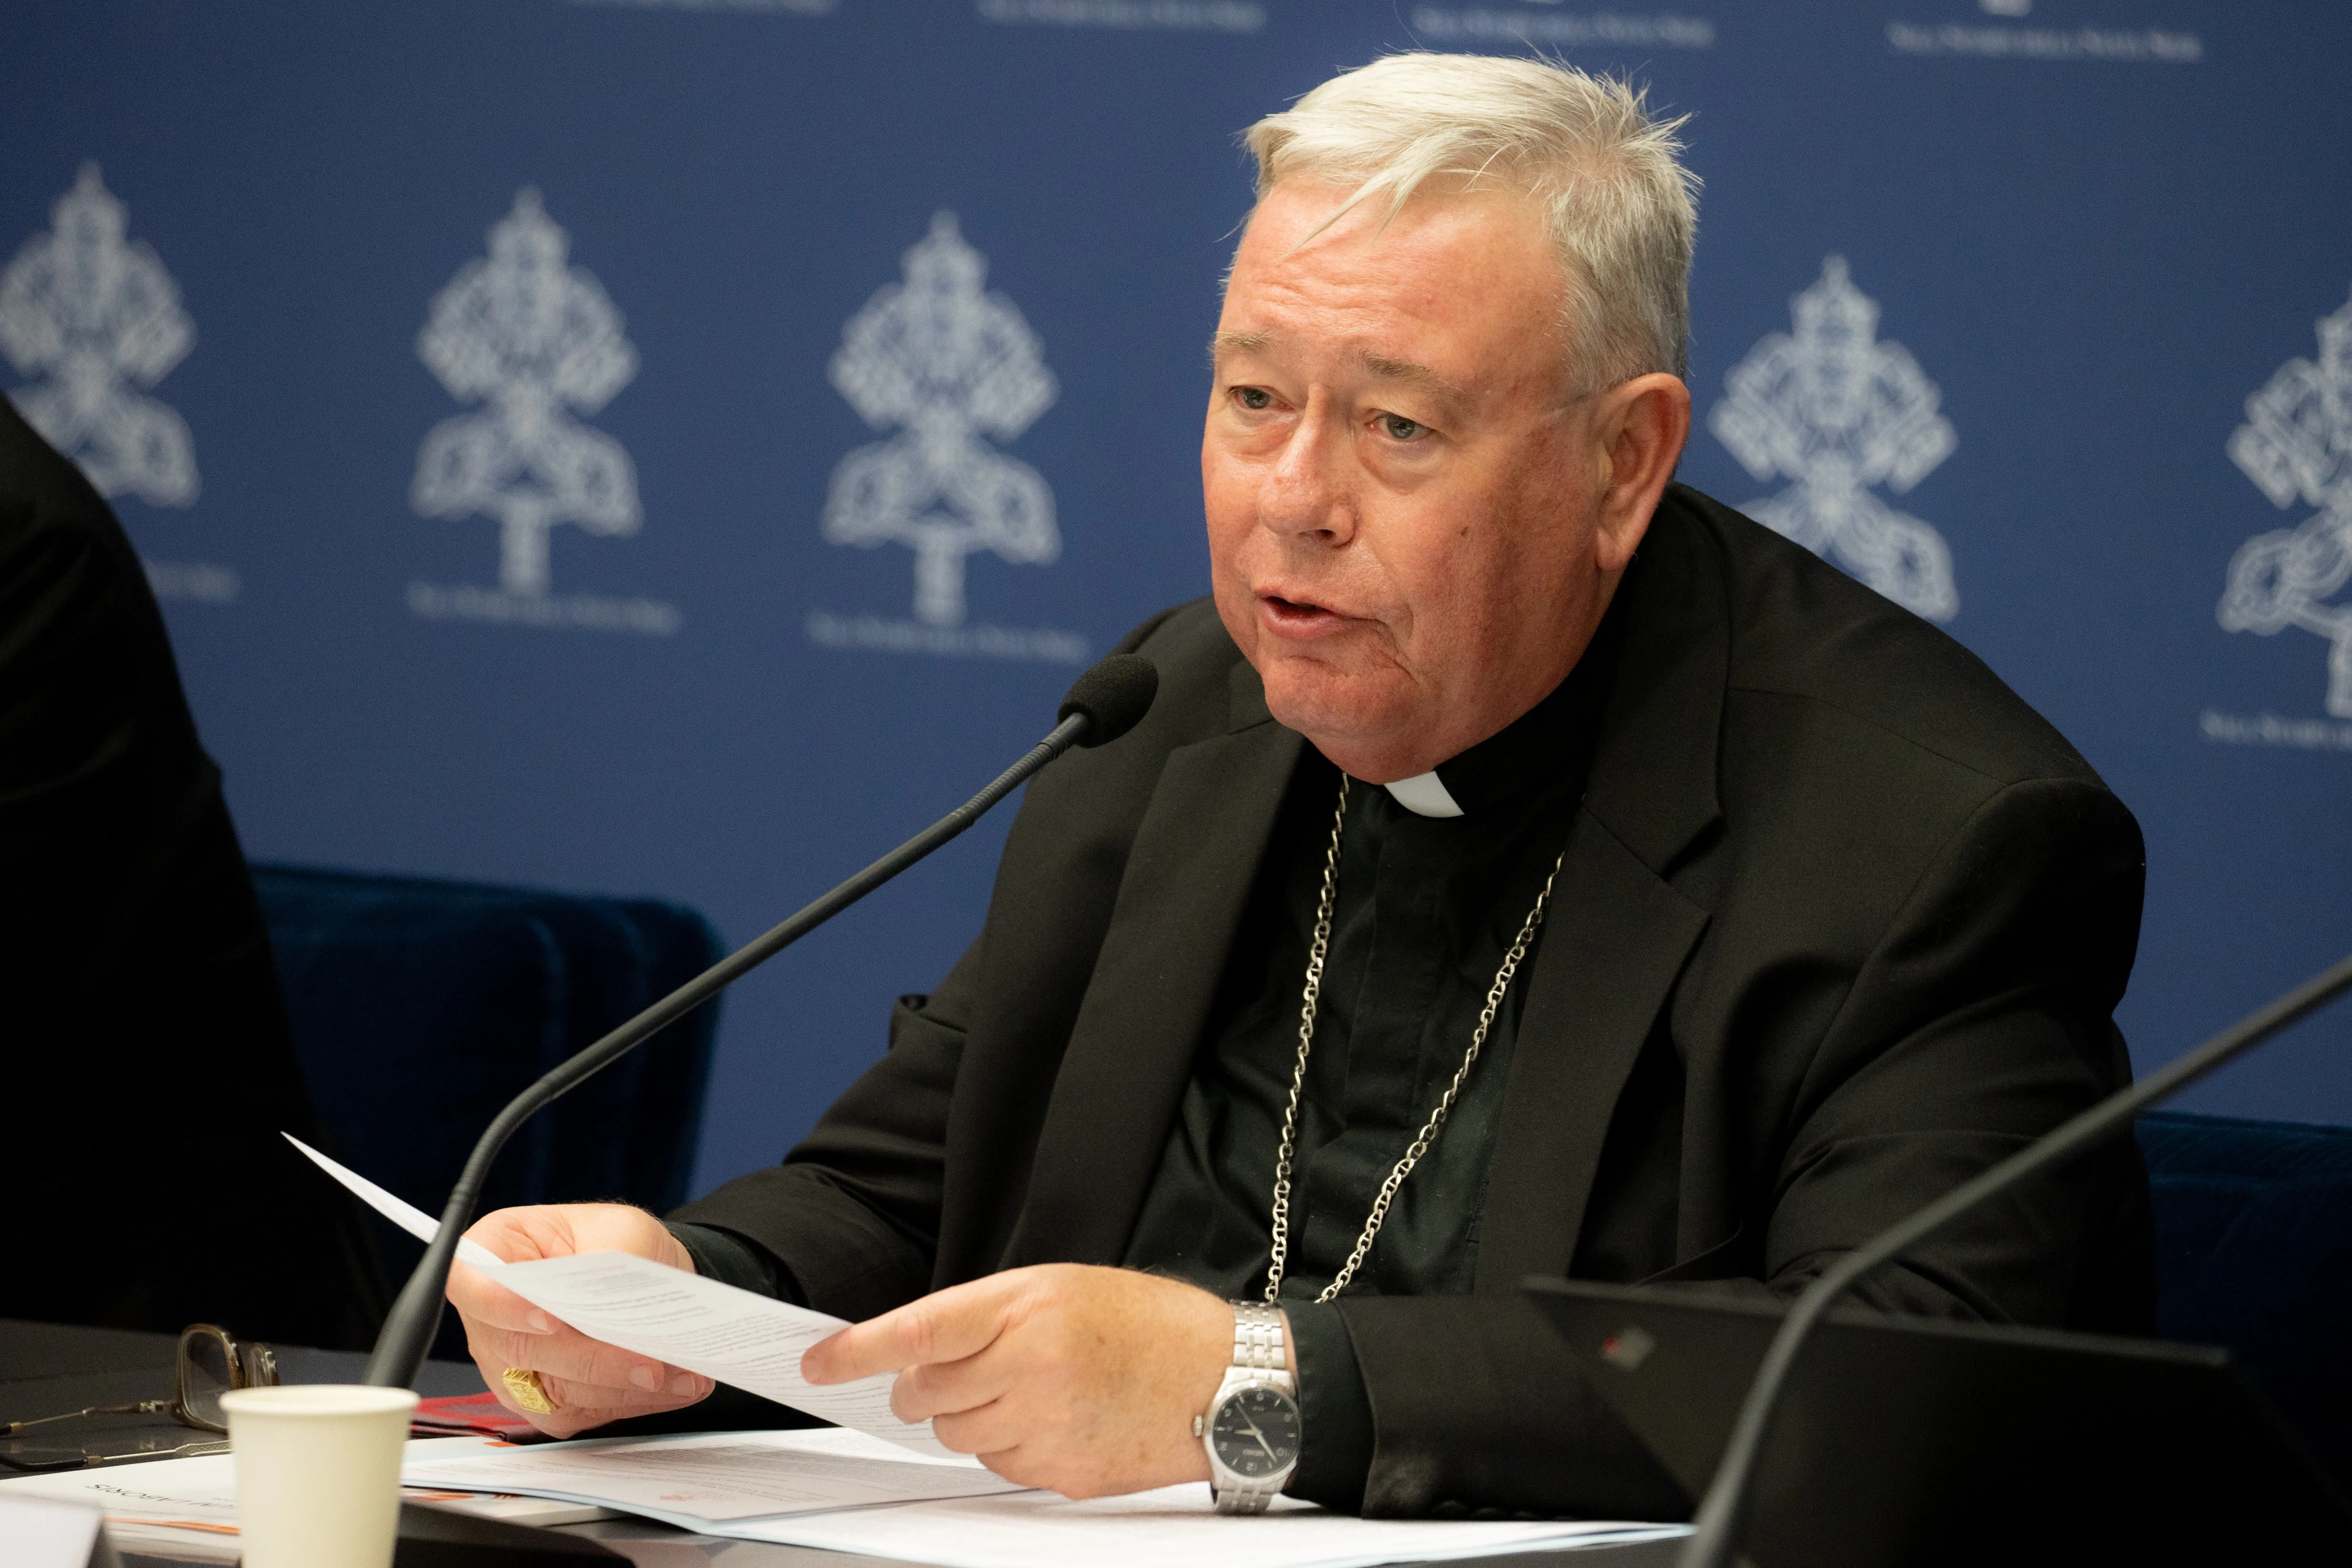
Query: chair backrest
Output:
[[2137, 1108, 2352, 1482], [254, 864, 724, 1249]]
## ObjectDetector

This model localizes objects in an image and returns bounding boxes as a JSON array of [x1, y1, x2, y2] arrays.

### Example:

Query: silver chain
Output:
[[1262, 775, 1567, 1305]]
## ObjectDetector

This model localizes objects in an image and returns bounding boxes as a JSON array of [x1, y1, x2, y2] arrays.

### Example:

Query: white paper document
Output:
[[722, 1481, 1686, 1568], [0, 1438, 612, 1564], [284, 1133, 507, 1270], [4, 1431, 1677, 1568], [284, 1134, 951, 1456], [404, 1427, 1021, 1525], [405, 1435, 1678, 1568]]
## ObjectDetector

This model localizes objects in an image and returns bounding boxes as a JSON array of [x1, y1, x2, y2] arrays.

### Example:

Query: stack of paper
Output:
[[404, 1430, 1684, 1568], [403, 1425, 1021, 1524], [0, 1437, 614, 1563], [732, 1486, 1683, 1568], [0, 1432, 1685, 1568]]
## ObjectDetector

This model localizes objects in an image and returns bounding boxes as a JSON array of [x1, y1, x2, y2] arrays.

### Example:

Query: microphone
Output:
[[1678, 949, 2352, 1568], [361, 653, 1159, 1390]]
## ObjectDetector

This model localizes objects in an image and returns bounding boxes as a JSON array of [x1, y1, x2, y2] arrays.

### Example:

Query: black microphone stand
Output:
[[1679, 949, 2352, 1568], [362, 655, 1156, 1391]]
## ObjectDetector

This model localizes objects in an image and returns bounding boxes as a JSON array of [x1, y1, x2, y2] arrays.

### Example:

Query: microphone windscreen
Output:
[[1058, 654, 1159, 747]]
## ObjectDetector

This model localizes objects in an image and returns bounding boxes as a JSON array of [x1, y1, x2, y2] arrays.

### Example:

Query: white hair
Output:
[[1242, 53, 1698, 390]]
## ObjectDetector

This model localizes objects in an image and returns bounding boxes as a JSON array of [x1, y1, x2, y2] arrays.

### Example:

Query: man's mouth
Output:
[[1257, 592, 1346, 637]]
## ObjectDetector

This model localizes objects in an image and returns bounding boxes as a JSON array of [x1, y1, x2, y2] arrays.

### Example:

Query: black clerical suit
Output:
[[673, 484, 2153, 1519], [0, 395, 383, 1347]]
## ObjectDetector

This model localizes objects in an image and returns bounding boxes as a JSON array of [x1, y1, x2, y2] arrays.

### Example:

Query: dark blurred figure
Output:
[[0, 395, 383, 1348]]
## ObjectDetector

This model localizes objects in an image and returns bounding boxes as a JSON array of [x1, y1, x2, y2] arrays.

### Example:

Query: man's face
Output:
[[1203, 179, 1648, 782]]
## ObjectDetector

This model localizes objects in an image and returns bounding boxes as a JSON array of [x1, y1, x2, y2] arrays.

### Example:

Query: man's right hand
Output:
[[447, 1203, 715, 1438]]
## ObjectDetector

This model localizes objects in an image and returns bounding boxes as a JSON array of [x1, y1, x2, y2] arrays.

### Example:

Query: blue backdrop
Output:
[[5, 0, 2348, 1199]]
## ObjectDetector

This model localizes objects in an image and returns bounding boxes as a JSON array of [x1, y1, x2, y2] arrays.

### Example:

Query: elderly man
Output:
[[449, 54, 2151, 1519]]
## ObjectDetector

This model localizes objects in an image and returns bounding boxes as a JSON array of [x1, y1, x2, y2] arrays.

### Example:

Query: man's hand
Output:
[[801, 1264, 1247, 1498], [447, 1204, 715, 1439]]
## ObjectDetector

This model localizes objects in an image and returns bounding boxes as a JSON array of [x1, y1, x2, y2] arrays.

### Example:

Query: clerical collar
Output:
[[1384, 770, 1465, 817], [1374, 589, 1630, 818]]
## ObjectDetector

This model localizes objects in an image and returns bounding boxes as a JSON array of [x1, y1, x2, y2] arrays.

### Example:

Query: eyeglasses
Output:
[[0, 1324, 278, 1471]]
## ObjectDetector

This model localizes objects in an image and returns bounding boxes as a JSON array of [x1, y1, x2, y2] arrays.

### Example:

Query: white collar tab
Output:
[[1382, 770, 1465, 819]]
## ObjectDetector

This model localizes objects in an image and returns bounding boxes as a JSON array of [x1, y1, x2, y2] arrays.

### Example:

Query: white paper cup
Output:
[[221, 1383, 419, 1568]]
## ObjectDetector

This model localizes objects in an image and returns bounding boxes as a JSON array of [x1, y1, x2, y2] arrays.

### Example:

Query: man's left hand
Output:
[[801, 1264, 1246, 1498]]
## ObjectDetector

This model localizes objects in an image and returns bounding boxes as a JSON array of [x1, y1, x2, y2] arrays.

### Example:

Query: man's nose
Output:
[[1258, 394, 1356, 544]]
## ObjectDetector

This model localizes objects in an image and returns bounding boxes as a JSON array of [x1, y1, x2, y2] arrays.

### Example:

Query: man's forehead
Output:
[[1246, 173, 1545, 251], [1211, 328, 1475, 404], [1215, 187, 1566, 396]]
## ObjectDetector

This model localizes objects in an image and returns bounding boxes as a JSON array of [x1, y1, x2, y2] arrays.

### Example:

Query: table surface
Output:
[[0, 1317, 1681, 1568]]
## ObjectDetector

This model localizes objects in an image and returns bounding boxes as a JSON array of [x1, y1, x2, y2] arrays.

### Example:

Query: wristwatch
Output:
[[1195, 1300, 1302, 1512]]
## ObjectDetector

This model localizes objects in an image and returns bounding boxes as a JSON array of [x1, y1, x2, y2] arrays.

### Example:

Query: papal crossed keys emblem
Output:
[[824, 212, 1060, 629], [411, 188, 641, 598], [2217, 285, 2352, 718], [0, 164, 200, 507], [1710, 256, 1960, 622]]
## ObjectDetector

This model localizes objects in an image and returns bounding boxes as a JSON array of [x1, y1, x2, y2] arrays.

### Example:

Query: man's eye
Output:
[[1379, 413, 1428, 441], [1234, 386, 1274, 411]]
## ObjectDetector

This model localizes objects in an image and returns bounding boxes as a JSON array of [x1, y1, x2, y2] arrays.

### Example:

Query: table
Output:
[[1, 1318, 1680, 1567]]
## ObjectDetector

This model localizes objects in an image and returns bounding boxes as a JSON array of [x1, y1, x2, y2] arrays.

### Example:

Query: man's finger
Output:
[[973, 1443, 1058, 1494], [516, 1384, 700, 1441], [470, 1319, 705, 1398], [888, 1344, 1016, 1423], [804, 1281, 1016, 1384], [447, 1261, 559, 1335], [482, 1361, 712, 1432], [468, 1355, 610, 1429], [537, 1372, 711, 1414], [928, 1397, 1021, 1457]]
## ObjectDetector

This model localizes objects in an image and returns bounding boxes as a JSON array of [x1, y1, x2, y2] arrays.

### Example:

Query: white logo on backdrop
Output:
[[2216, 285, 2352, 719], [569, 0, 831, 12], [977, 0, 1265, 33], [826, 212, 1058, 628], [1404, 8, 1715, 48], [809, 212, 1083, 664], [1710, 256, 1960, 622], [0, 164, 200, 507], [2, 165, 238, 604], [1886, 11, 2201, 61], [408, 189, 674, 635]]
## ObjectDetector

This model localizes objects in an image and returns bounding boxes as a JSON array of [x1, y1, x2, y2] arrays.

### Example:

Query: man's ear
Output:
[[1592, 373, 1692, 571]]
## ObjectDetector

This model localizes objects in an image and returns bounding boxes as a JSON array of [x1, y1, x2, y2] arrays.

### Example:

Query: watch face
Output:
[[1210, 1384, 1301, 1479]]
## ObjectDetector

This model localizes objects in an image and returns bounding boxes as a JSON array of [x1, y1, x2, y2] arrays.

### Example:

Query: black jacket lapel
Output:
[[1475, 808, 1709, 1291], [1007, 702, 1303, 1267], [1475, 490, 1731, 1288]]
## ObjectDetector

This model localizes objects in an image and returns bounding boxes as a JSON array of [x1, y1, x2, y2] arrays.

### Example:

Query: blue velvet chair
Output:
[[2139, 1109, 2352, 1482], [253, 865, 725, 1338]]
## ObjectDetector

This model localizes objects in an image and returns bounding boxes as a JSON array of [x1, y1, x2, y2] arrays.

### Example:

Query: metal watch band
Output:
[[1219, 1481, 1278, 1514], [1207, 1300, 1296, 1513], [1230, 1300, 1287, 1372]]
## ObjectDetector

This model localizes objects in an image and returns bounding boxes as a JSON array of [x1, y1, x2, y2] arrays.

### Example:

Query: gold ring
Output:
[[501, 1366, 557, 1414]]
